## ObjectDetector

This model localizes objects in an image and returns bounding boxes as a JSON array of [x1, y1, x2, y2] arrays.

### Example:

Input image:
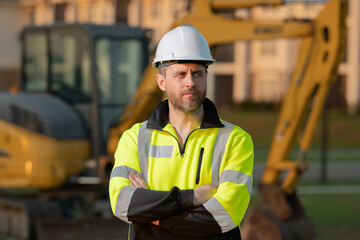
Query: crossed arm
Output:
[[128, 172, 218, 226], [129, 172, 217, 206]]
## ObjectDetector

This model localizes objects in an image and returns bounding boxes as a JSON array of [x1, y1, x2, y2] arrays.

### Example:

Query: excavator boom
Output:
[[107, 0, 314, 154]]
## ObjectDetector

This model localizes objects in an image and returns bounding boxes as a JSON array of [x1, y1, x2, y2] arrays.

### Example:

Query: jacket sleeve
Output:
[[109, 124, 194, 224], [159, 205, 222, 237], [158, 129, 254, 236]]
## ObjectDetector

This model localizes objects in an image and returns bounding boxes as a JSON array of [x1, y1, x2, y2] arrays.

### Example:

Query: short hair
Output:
[[159, 65, 168, 77], [158, 60, 209, 77]]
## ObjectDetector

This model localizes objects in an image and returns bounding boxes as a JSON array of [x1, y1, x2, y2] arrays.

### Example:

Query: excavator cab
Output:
[[21, 23, 149, 157]]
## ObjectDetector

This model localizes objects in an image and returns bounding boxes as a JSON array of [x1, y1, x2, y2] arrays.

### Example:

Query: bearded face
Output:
[[167, 84, 206, 113], [157, 63, 207, 113]]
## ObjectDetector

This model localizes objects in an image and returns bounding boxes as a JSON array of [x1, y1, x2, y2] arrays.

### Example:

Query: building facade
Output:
[[0, 0, 359, 114]]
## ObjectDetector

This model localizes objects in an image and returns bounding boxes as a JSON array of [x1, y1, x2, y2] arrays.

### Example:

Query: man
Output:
[[109, 26, 254, 239]]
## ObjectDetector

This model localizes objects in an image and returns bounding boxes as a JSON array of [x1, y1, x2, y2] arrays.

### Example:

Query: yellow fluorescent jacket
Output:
[[109, 99, 254, 239]]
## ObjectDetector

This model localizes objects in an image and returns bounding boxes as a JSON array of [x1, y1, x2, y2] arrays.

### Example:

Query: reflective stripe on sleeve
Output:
[[219, 170, 252, 195], [137, 121, 152, 183], [203, 197, 235, 233], [211, 121, 234, 186], [110, 166, 140, 180], [114, 185, 137, 223], [150, 145, 173, 158]]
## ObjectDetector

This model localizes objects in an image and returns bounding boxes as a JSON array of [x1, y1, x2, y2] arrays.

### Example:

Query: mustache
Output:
[[181, 88, 200, 95]]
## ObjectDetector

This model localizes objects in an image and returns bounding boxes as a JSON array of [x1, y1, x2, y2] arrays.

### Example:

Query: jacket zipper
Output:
[[161, 129, 199, 156], [196, 148, 204, 184], [161, 130, 204, 183]]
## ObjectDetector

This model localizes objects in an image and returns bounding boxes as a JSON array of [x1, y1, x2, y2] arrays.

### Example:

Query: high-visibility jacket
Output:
[[109, 98, 254, 240]]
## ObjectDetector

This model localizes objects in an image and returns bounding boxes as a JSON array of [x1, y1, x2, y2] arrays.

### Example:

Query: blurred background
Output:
[[0, 0, 359, 239]]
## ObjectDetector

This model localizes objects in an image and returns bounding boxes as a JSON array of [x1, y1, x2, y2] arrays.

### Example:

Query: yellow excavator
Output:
[[107, 0, 347, 239], [0, 23, 151, 239], [0, 0, 347, 239]]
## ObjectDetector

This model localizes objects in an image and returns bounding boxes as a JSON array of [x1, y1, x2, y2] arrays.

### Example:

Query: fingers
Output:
[[193, 184, 218, 206], [129, 172, 149, 189]]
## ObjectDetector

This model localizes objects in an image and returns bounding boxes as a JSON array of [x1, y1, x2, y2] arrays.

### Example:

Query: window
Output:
[[96, 38, 144, 141], [151, 0, 160, 18], [261, 39, 276, 56], [115, 0, 129, 23], [23, 32, 48, 91], [49, 29, 91, 102], [55, 3, 66, 22], [259, 78, 277, 102]]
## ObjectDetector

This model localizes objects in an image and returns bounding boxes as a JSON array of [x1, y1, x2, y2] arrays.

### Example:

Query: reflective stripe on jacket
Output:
[[109, 98, 254, 239]]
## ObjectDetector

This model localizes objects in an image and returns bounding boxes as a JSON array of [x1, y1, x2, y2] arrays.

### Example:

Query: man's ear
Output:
[[156, 74, 166, 91]]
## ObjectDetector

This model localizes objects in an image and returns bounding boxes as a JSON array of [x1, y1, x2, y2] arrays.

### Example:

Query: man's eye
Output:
[[177, 72, 186, 77]]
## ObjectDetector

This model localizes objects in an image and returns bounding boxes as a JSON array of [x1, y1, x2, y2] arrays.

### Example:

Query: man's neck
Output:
[[168, 104, 204, 148]]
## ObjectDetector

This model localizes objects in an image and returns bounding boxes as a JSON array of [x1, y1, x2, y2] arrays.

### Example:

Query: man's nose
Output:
[[185, 73, 195, 87]]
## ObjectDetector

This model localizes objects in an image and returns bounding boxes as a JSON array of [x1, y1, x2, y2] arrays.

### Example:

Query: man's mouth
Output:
[[182, 90, 198, 97]]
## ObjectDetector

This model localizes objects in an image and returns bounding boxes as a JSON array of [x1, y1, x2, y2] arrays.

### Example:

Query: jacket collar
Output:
[[146, 98, 224, 130]]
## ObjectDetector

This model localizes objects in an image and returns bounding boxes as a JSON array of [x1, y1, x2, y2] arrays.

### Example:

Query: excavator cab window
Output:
[[95, 37, 145, 143], [49, 28, 91, 102], [23, 31, 48, 91]]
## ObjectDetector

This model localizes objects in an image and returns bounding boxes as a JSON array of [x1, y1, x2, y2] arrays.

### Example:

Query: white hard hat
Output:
[[152, 26, 215, 69]]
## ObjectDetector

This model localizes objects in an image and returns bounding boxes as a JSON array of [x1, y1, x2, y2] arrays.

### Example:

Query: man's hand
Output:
[[129, 172, 149, 189], [129, 172, 158, 226], [193, 184, 218, 206]]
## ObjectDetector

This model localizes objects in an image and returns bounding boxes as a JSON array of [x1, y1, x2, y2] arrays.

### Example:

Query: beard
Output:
[[167, 87, 206, 113]]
